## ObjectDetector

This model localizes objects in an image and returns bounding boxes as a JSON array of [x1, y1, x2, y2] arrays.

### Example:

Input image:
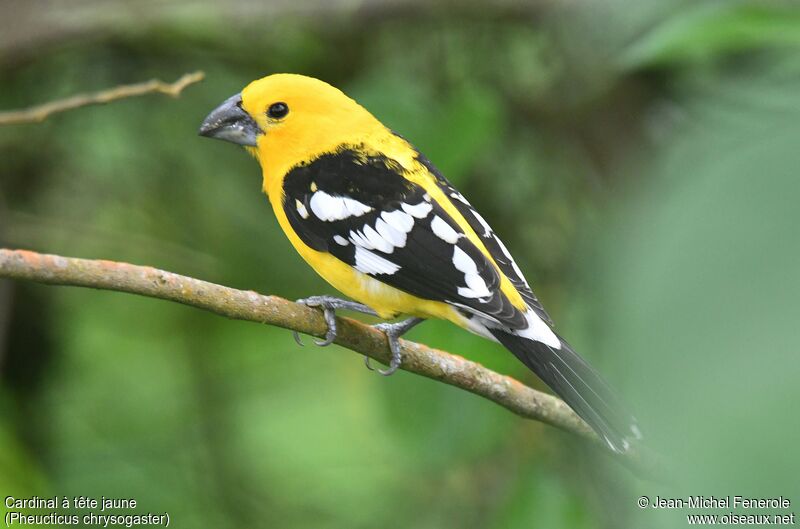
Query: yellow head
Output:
[[199, 74, 385, 180]]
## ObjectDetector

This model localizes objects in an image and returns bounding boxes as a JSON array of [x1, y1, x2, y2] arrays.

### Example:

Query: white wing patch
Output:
[[452, 246, 491, 299], [450, 191, 470, 205], [354, 246, 401, 275], [381, 209, 414, 233], [401, 201, 433, 219], [471, 209, 493, 237], [345, 199, 435, 277], [431, 215, 461, 244], [349, 229, 375, 250], [310, 190, 373, 221], [514, 310, 560, 348], [375, 217, 408, 248], [362, 225, 393, 253], [347, 204, 422, 256], [458, 308, 559, 348], [447, 189, 539, 302], [452, 246, 477, 275]]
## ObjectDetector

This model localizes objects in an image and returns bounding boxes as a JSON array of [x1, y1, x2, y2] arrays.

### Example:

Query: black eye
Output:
[[267, 102, 289, 119]]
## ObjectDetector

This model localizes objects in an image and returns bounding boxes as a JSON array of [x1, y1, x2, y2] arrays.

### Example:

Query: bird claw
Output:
[[373, 322, 402, 376], [292, 296, 421, 377], [364, 355, 375, 371], [370, 318, 423, 376], [295, 296, 340, 347], [294, 296, 378, 347]]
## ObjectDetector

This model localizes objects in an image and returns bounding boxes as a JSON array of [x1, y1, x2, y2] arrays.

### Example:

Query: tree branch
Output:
[[0, 71, 205, 125], [0, 248, 598, 442]]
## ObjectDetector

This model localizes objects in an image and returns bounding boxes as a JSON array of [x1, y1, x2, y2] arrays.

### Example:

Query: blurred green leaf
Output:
[[620, 3, 800, 69], [349, 70, 503, 184], [0, 409, 47, 496], [491, 464, 590, 529], [586, 50, 800, 527]]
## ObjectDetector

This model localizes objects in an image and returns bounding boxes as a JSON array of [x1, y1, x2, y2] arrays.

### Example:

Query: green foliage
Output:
[[589, 52, 800, 526], [1, 1, 799, 527], [620, 2, 800, 69]]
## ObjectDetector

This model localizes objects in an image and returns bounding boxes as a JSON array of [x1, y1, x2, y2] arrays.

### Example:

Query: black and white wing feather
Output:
[[414, 153, 553, 325], [282, 148, 526, 329]]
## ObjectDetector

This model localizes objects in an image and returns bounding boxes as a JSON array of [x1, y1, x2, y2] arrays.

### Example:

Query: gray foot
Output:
[[293, 295, 378, 346], [366, 317, 424, 376]]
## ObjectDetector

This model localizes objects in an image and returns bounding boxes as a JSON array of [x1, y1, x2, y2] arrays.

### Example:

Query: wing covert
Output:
[[282, 147, 526, 329], [414, 152, 553, 325]]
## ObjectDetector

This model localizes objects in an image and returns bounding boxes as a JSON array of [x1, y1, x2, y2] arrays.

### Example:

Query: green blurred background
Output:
[[1, 1, 799, 527]]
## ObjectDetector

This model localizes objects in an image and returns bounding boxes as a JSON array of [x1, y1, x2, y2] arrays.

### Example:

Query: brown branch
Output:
[[1, 248, 636, 459], [0, 71, 205, 125]]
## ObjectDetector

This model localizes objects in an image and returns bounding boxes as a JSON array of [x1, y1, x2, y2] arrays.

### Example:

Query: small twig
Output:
[[0, 248, 659, 475], [0, 71, 205, 125]]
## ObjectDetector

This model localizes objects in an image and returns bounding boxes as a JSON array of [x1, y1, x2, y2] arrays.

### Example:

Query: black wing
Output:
[[414, 152, 553, 325], [282, 147, 526, 329]]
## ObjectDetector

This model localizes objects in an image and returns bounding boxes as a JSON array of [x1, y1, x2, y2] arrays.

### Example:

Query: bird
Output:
[[199, 73, 640, 452]]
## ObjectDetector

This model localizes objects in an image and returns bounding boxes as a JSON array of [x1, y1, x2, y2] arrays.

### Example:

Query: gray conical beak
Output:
[[198, 93, 260, 147]]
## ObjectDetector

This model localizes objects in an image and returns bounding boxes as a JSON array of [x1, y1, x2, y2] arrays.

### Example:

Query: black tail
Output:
[[491, 330, 641, 452]]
